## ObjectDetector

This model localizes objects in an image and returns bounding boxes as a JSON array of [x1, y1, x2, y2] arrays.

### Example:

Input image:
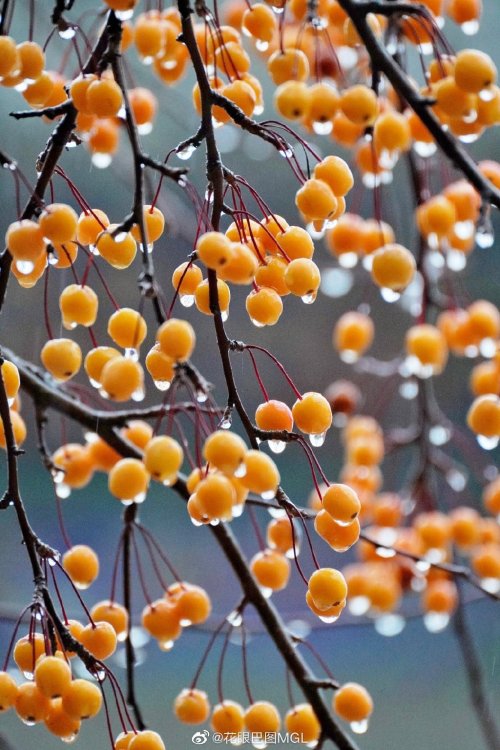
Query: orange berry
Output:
[[52, 444, 94, 488], [340, 85, 379, 125], [250, 548, 290, 590], [108, 308, 147, 349], [62, 545, 99, 589], [114, 731, 136, 749], [0, 37, 19, 78], [266, 517, 295, 554], [174, 688, 210, 724], [144, 436, 183, 483], [172, 262, 203, 297], [87, 601, 127, 642], [373, 111, 412, 152], [79, 621, 117, 660], [195, 473, 236, 520], [13, 634, 46, 674], [449, 506, 481, 548], [6, 219, 46, 264], [246, 287, 283, 326], [267, 48, 309, 85], [292, 392, 332, 436], [142, 599, 182, 642], [314, 155, 354, 197], [129, 87, 158, 126], [131, 205, 165, 244], [211, 700, 245, 736], [241, 450, 280, 496], [483, 478, 500, 515], [15, 683, 50, 724], [129, 730, 166, 750], [274, 80, 311, 120], [100, 356, 144, 401], [203, 430, 246, 474], [275, 226, 314, 260], [295, 179, 337, 221], [333, 312, 374, 360], [84, 346, 121, 386], [41, 338, 82, 381], [195, 277, 231, 316], [308, 567, 347, 610], [17, 41, 45, 80], [255, 256, 289, 296], [405, 324, 448, 375], [44, 698, 81, 740], [196, 231, 233, 270], [333, 682, 373, 723], [145, 345, 175, 387], [62, 678, 102, 719], [86, 77, 123, 117], [1, 360, 20, 401], [305, 590, 346, 619], [454, 49, 496, 93], [96, 226, 137, 269], [285, 704, 321, 743], [0, 671, 18, 712], [39, 203, 78, 244], [156, 318, 196, 361], [471, 544, 500, 579], [323, 483, 361, 525], [109, 458, 150, 502], [314, 511, 361, 552], [59, 284, 98, 329], [168, 583, 212, 625], [371, 243, 415, 292], [467, 395, 500, 437], [255, 399, 293, 432], [308, 82, 340, 125], [284, 258, 321, 298], [245, 701, 281, 734], [422, 580, 458, 614], [34, 655, 72, 699]]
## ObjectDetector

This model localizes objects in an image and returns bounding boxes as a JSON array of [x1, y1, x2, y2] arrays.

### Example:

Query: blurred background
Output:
[[1, 0, 500, 747]]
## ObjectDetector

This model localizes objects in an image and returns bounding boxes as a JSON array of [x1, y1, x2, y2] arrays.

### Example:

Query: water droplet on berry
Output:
[[301, 292, 317, 304], [21, 719, 36, 727], [234, 463, 246, 478], [221, 310, 229, 322], [446, 249, 467, 271], [250, 317, 265, 328], [413, 141, 437, 158], [278, 146, 293, 159], [312, 120, 333, 135], [256, 39, 269, 51], [376, 546, 396, 559], [478, 435, 499, 450], [91, 153, 112, 169], [115, 8, 134, 20], [220, 416, 232, 429], [423, 611, 450, 633], [309, 432, 326, 447], [460, 19, 479, 35], [131, 387, 145, 402], [180, 293, 195, 307], [158, 639, 175, 652], [15, 260, 35, 275], [268, 439, 286, 454], [177, 144, 196, 161], [138, 122, 153, 135], [232, 502, 245, 518], [154, 379, 171, 391], [350, 719, 369, 735], [374, 614, 406, 637], [55, 483, 71, 499], [58, 26, 76, 39], [227, 609, 243, 627], [261, 489, 276, 501], [338, 251, 358, 269], [380, 287, 400, 303], [480, 578, 500, 593]]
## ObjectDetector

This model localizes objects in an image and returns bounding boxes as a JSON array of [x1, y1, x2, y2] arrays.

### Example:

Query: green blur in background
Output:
[[1, 0, 500, 748]]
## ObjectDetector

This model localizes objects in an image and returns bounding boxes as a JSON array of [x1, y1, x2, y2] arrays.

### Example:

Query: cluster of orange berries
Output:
[[141, 582, 211, 651], [172, 680, 373, 738]]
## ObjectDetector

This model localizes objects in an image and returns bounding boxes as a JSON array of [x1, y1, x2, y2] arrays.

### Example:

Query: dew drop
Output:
[[261, 489, 277, 501], [22, 671, 34, 681], [374, 613, 405, 637], [190, 517, 203, 527], [255, 39, 269, 51], [196, 389, 208, 403], [48, 253, 59, 266], [301, 291, 317, 304], [380, 287, 400, 303], [89, 377, 101, 389], [423, 611, 450, 633], [480, 338, 497, 357], [339, 349, 360, 364], [226, 609, 243, 627], [58, 26, 76, 39], [154, 379, 171, 391], [268, 439, 286, 454], [131, 387, 145, 402], [476, 225, 494, 249], [425, 547, 446, 563], [91, 153, 112, 169], [55, 483, 71, 499], [115, 8, 134, 20], [180, 293, 195, 308], [306, 221, 326, 240], [250, 317, 265, 328], [138, 121, 153, 135], [234, 463, 246, 479], [279, 146, 293, 159], [133, 492, 147, 504], [89, 244, 99, 256], [376, 546, 396, 559], [446, 249, 467, 271], [319, 614, 340, 624], [63, 320, 77, 331], [480, 577, 500, 593], [21, 719, 36, 727], [320, 267, 353, 298], [180, 618, 193, 627], [312, 120, 333, 135], [460, 19, 479, 35], [221, 310, 229, 322], [177, 144, 196, 161], [60, 732, 78, 743], [445, 467, 467, 492], [267, 506, 286, 519], [309, 431, 326, 447], [338, 251, 359, 269], [158, 639, 174, 652], [232, 502, 245, 518], [478, 435, 499, 450], [413, 141, 437, 158], [479, 87, 495, 102], [209, 519, 220, 526], [220, 416, 232, 429], [15, 260, 34, 275], [350, 719, 369, 735]]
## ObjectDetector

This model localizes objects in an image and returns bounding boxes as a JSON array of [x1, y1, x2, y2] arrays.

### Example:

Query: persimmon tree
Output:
[[0, 0, 499, 748]]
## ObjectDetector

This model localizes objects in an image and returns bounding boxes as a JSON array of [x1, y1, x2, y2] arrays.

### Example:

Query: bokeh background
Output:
[[1, 0, 500, 748]]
